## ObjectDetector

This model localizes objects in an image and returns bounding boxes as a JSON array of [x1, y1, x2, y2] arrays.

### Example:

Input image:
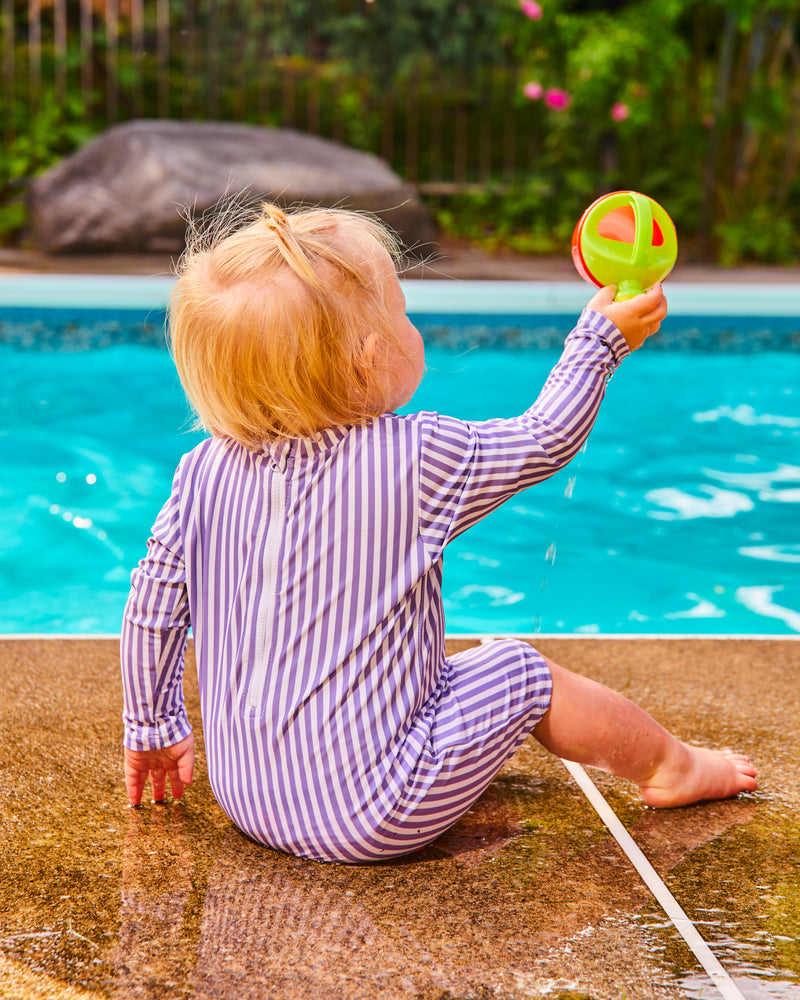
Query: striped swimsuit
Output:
[[121, 309, 628, 862]]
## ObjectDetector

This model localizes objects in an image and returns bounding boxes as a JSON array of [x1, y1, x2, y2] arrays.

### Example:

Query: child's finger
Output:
[[645, 296, 668, 322], [149, 765, 167, 803], [639, 281, 663, 303], [124, 758, 148, 806], [641, 284, 667, 314], [176, 752, 194, 788], [166, 762, 190, 799], [165, 734, 194, 799], [586, 285, 617, 310]]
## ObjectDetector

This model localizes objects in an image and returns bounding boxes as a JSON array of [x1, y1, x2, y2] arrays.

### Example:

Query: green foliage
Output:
[[430, 0, 800, 265], [716, 208, 799, 266], [332, 83, 382, 152], [255, 0, 513, 83], [2, 93, 93, 183], [4, 0, 800, 262], [0, 90, 96, 243], [427, 176, 585, 255]]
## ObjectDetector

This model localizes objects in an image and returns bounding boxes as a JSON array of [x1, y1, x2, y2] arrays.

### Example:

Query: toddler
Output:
[[121, 204, 757, 863]]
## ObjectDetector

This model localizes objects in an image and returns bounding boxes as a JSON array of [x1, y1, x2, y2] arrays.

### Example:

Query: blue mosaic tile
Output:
[[411, 312, 800, 353], [2, 305, 800, 353], [0, 306, 168, 351]]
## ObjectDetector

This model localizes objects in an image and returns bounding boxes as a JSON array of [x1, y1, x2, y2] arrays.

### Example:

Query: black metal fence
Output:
[[1, 0, 535, 188]]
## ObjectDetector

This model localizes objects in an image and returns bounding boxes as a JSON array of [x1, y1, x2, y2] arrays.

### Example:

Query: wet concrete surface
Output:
[[4, 236, 800, 999], [1, 636, 798, 999]]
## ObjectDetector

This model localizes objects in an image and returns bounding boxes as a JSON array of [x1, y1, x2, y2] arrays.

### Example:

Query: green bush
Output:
[[0, 90, 95, 244], [716, 208, 799, 266], [426, 177, 583, 255], [501, 0, 800, 263], [3, 0, 800, 263]]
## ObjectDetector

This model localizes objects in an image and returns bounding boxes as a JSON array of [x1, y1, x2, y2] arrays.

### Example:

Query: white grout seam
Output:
[[561, 758, 746, 1000]]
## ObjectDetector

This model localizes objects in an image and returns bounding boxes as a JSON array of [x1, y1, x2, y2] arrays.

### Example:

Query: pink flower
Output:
[[523, 81, 544, 100], [544, 87, 571, 111], [520, 0, 543, 19], [610, 101, 629, 122]]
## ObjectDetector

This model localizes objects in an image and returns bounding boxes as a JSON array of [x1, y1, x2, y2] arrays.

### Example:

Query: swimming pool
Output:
[[2, 275, 799, 635]]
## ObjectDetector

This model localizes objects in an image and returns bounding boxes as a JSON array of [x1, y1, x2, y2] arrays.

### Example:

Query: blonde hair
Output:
[[168, 203, 406, 448]]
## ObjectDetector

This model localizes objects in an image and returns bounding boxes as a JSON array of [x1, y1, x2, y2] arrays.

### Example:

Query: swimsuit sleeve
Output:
[[417, 308, 629, 551], [120, 465, 192, 752]]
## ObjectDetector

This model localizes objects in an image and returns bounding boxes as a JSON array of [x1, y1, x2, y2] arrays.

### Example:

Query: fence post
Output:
[[157, 0, 169, 118], [105, 0, 119, 122], [2, 3, 540, 195], [80, 0, 93, 112], [28, 0, 41, 116], [54, 0, 67, 104], [1, 0, 15, 146], [130, 0, 144, 118], [207, 0, 219, 120]]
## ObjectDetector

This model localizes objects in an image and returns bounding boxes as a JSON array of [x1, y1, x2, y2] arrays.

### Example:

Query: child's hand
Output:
[[587, 282, 668, 352], [124, 732, 195, 806]]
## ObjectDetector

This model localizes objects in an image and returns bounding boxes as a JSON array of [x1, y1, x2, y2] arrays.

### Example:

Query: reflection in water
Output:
[[739, 545, 800, 564], [645, 485, 754, 520], [636, 806, 800, 1000], [188, 833, 452, 999], [112, 805, 195, 998], [693, 405, 800, 429], [703, 463, 800, 492], [111, 803, 485, 999], [735, 586, 800, 632], [680, 973, 800, 1000], [664, 593, 726, 620], [108, 781, 791, 1000]]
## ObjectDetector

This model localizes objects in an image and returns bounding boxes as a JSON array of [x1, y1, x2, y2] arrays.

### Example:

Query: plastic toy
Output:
[[571, 190, 677, 301]]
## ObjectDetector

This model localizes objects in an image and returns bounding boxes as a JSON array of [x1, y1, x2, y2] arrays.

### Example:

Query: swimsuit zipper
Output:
[[247, 463, 286, 712]]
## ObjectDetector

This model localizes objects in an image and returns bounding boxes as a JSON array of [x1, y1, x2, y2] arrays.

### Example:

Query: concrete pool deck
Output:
[[1, 635, 798, 1000], [2, 247, 799, 998], [4, 239, 800, 285]]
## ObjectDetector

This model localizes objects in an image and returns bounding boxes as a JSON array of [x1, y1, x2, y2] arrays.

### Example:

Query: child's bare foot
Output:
[[639, 744, 757, 808]]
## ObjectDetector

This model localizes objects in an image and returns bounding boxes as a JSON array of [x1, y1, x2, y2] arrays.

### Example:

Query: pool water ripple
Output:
[[2, 338, 799, 635]]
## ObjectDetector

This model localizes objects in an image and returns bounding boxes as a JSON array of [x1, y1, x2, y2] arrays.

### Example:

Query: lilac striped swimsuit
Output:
[[121, 309, 628, 862]]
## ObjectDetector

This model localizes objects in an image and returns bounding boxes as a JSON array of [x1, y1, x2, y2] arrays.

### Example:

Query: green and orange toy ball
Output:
[[571, 190, 678, 301]]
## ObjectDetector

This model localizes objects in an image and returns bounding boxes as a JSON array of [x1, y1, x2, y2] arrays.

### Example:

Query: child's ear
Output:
[[362, 331, 379, 365]]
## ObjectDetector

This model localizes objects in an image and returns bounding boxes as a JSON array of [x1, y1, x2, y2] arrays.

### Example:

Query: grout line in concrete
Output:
[[562, 758, 746, 1000]]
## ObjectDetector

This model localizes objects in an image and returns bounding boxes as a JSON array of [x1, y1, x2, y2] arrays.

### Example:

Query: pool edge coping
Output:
[[4, 275, 800, 317]]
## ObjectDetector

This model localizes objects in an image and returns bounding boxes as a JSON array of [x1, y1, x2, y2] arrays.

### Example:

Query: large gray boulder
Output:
[[28, 119, 437, 256]]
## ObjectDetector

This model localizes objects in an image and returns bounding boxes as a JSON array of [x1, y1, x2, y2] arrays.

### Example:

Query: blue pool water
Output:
[[418, 345, 800, 635], [1, 278, 799, 635]]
